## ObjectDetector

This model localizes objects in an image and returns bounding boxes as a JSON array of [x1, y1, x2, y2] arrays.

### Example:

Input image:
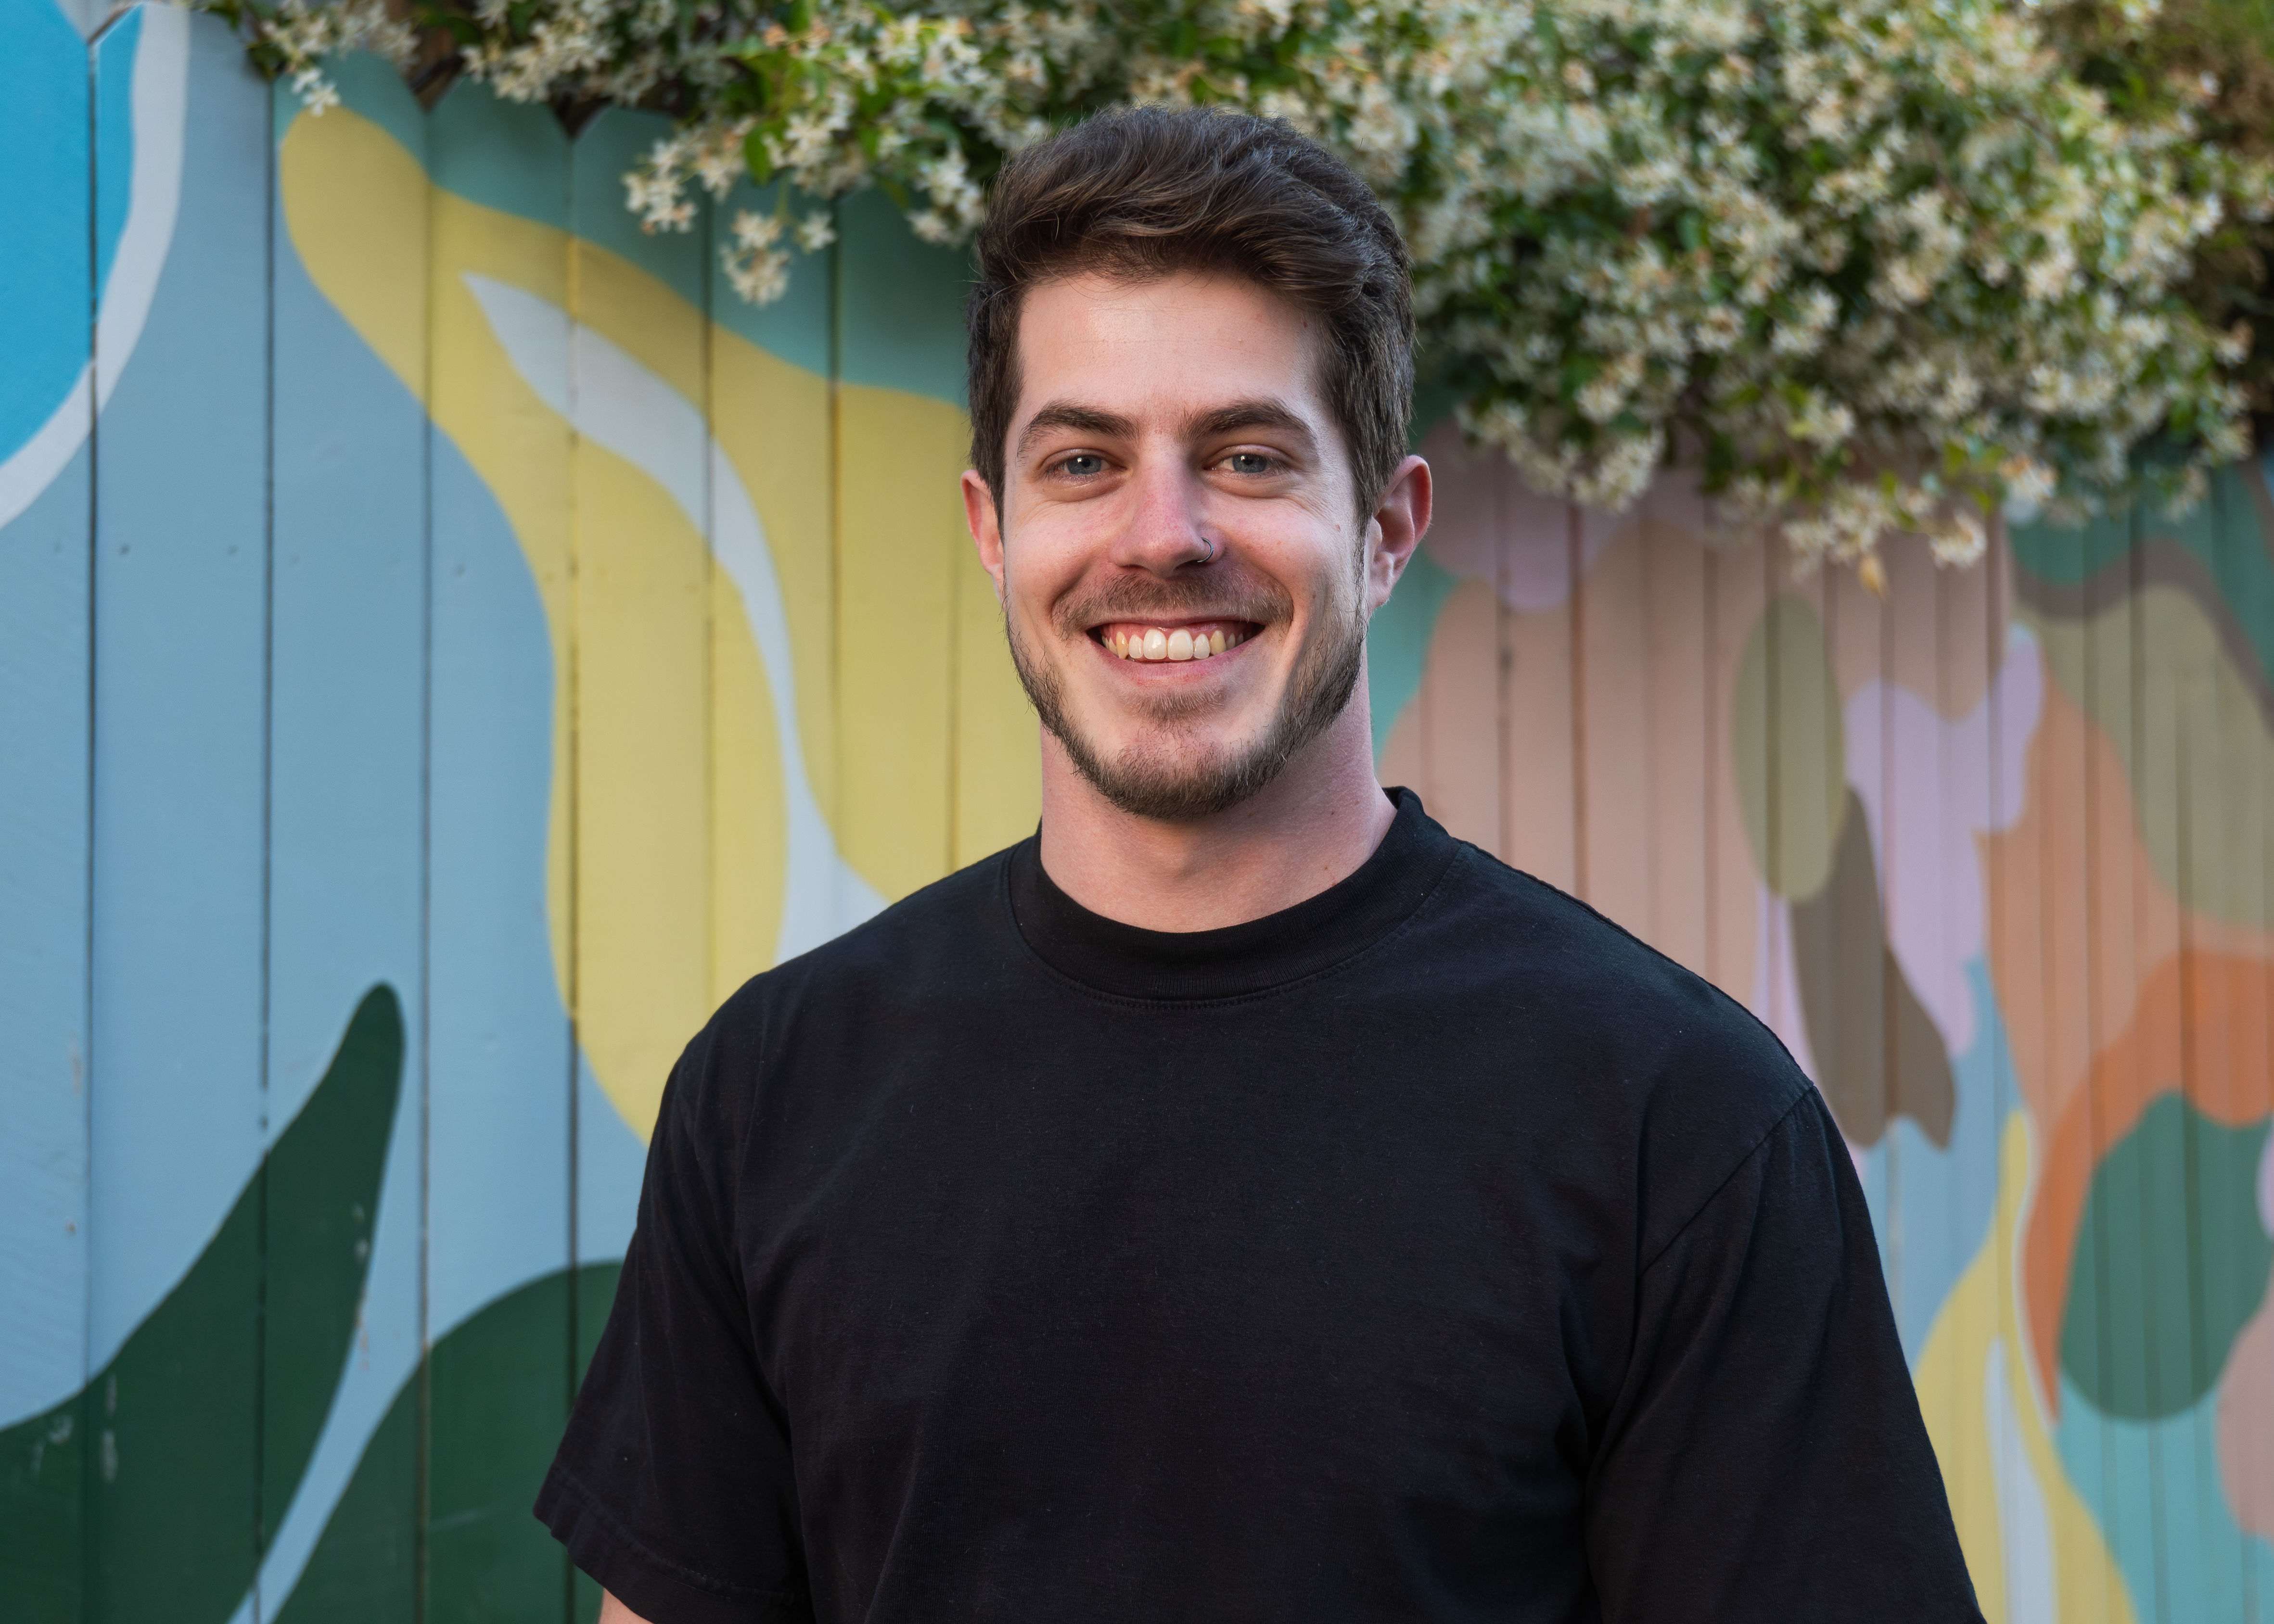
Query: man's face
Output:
[[965, 271, 1404, 822]]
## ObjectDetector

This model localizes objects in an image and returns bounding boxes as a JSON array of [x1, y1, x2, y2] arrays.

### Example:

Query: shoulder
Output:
[[1421, 841, 1817, 1256]]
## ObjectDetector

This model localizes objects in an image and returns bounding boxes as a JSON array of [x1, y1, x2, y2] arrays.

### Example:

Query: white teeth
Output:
[[1109, 625, 1245, 661]]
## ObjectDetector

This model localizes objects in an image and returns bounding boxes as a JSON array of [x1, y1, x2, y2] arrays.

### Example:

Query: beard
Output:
[[1006, 563, 1368, 822]]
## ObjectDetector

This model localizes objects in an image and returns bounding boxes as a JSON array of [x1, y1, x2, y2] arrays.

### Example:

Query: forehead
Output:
[[1012, 270, 1326, 425]]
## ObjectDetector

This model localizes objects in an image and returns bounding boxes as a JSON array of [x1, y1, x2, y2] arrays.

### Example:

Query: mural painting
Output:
[[1, 5, 2271, 1619]]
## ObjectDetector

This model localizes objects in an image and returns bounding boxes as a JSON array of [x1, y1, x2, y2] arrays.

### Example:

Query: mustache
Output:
[[1052, 567, 1292, 637]]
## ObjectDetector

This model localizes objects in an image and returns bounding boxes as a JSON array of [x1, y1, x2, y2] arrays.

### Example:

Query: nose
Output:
[[1108, 451, 1212, 576]]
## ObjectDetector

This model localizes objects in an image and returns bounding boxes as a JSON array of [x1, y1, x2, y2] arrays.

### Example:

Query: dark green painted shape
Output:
[[2061, 1092, 2274, 1420], [572, 108, 705, 309], [264, 986, 407, 1545], [2011, 463, 2274, 690], [834, 188, 971, 406], [1369, 544, 1461, 760], [710, 178, 835, 380], [0, 1383, 86, 1621], [429, 79, 569, 233], [429, 1263, 622, 1624], [269, 1263, 623, 1624], [272, 1368, 419, 1624], [0, 985, 404, 1623]]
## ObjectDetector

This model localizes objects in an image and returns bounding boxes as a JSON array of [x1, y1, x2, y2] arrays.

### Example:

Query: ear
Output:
[[963, 469, 1008, 604], [1363, 455, 1431, 614]]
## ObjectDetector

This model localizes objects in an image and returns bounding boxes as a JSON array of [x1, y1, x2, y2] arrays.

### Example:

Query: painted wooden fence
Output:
[[2, 4, 2271, 1619]]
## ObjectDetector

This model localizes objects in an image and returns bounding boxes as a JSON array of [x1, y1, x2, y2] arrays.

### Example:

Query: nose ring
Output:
[[1194, 535, 1217, 566]]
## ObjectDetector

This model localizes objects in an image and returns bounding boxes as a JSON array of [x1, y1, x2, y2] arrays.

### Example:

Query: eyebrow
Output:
[[1017, 403, 1137, 458], [1015, 397, 1319, 459]]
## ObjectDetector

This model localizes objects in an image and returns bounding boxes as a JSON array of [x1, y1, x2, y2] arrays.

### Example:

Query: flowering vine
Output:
[[211, 0, 2274, 575]]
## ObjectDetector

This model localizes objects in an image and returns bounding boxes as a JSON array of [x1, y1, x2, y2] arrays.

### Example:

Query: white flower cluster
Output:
[[243, 0, 416, 115], [233, 0, 2272, 573]]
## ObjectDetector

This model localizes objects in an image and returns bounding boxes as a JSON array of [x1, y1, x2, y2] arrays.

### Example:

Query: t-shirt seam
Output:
[[546, 1459, 812, 1606], [996, 841, 1473, 1010], [1635, 1081, 1815, 1277]]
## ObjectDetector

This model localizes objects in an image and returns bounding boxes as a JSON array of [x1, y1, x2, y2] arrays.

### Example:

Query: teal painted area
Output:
[[2057, 1375, 2274, 1624], [574, 107, 705, 309], [0, 0, 91, 461], [710, 178, 835, 379], [2011, 463, 2274, 690], [1368, 544, 1461, 760], [428, 76, 569, 232], [2060, 1093, 2274, 1421], [835, 187, 971, 406]]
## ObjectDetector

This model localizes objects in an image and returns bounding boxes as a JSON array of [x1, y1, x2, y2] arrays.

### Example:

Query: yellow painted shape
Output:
[[1732, 593, 1847, 899], [834, 383, 973, 900], [1912, 1115, 2139, 1624], [954, 522, 1041, 868], [2030, 586, 2274, 932], [280, 105, 800, 1139]]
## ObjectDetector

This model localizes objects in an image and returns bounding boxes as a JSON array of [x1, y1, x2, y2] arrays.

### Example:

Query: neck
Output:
[[1035, 670, 1397, 932]]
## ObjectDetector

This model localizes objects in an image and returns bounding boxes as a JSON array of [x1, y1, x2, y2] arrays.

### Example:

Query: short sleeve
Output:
[[1584, 1089, 1983, 1623], [535, 1024, 813, 1624]]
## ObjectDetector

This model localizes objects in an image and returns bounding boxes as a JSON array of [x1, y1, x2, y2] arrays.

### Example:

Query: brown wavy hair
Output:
[[965, 104, 1415, 520]]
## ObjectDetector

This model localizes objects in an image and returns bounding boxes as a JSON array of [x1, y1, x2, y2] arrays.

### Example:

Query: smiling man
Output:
[[537, 107, 1981, 1624]]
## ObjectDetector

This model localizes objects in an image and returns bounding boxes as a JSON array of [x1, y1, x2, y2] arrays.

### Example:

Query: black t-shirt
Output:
[[537, 790, 1980, 1623]]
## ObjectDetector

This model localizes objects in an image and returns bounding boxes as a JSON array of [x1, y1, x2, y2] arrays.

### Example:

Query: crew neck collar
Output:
[[1005, 787, 1461, 1001]]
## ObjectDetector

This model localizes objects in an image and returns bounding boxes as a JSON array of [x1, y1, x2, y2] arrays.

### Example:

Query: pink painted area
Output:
[[1843, 626, 2043, 1059], [2219, 1283, 2274, 1541]]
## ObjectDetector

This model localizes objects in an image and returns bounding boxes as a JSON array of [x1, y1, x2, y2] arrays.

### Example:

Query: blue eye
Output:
[[1226, 452, 1275, 475], [1058, 453, 1105, 477]]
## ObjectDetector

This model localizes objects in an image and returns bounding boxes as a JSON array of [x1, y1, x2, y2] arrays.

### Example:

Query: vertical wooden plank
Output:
[[953, 504, 1041, 867], [255, 53, 432, 1624], [0, 0, 94, 1608], [422, 77, 575, 1624], [1701, 538, 1767, 1006], [1411, 580, 1502, 853], [567, 104, 718, 1624], [1499, 486, 1576, 889], [832, 190, 970, 901], [1637, 483, 1712, 978], [83, 10, 271, 1622], [1575, 506, 1652, 939], [706, 178, 838, 988]]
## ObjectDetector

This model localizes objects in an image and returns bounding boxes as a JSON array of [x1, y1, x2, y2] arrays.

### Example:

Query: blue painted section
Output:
[[576, 1051, 647, 1269], [2057, 1375, 2274, 1623], [1368, 544, 1460, 760], [0, 0, 94, 1433], [91, 7, 139, 309], [85, 11, 271, 1374], [0, 441, 92, 1429], [0, 0, 92, 465], [1858, 959, 2012, 1365], [427, 75, 568, 232], [424, 430, 576, 1334]]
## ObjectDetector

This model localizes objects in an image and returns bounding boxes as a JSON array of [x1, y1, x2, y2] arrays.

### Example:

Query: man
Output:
[[537, 106, 1981, 1622]]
